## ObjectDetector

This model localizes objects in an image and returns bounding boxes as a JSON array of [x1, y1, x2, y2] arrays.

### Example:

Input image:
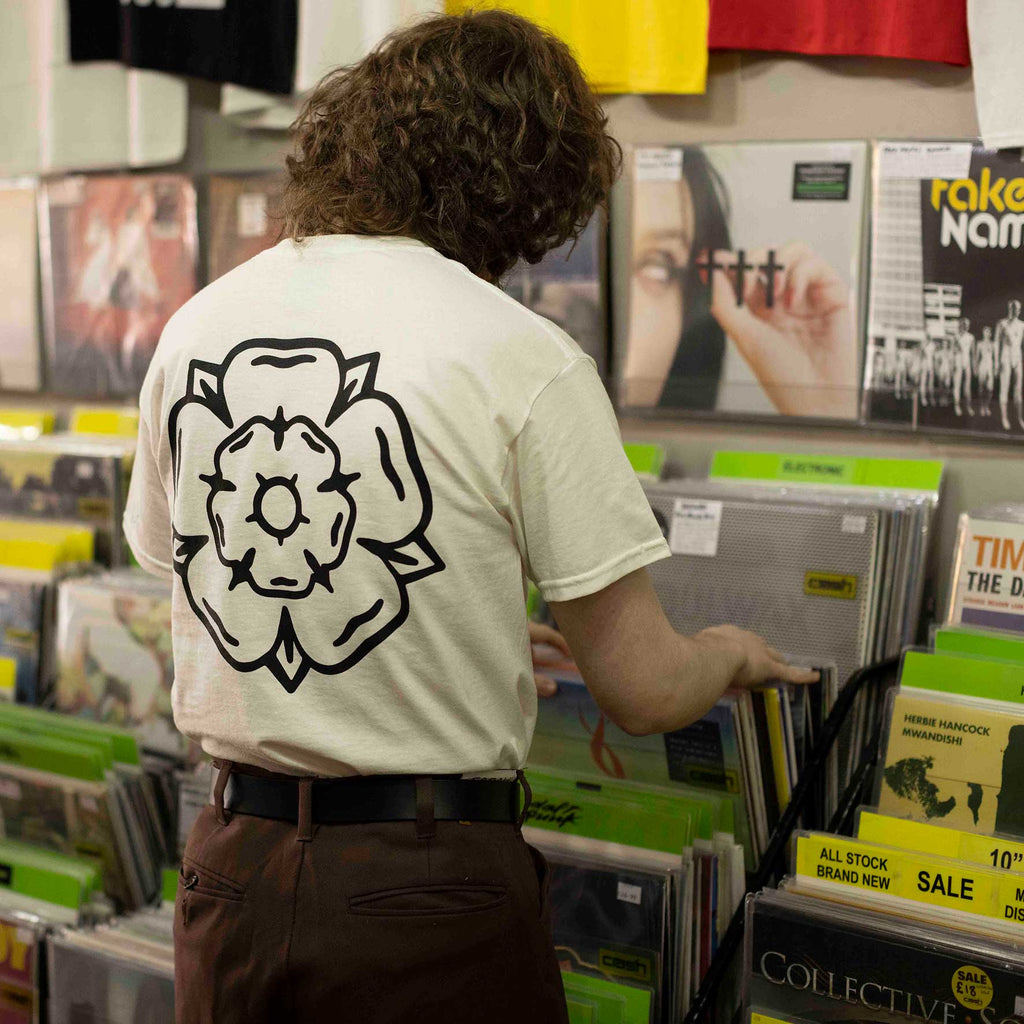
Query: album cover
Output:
[[746, 890, 1024, 1024], [621, 142, 867, 419], [56, 573, 179, 760], [502, 215, 608, 375], [0, 573, 50, 705], [948, 511, 1024, 634], [865, 142, 1024, 438], [545, 852, 666, 1020], [47, 933, 174, 1024], [40, 174, 197, 398], [206, 172, 285, 283], [878, 690, 1024, 837], [0, 182, 41, 392]]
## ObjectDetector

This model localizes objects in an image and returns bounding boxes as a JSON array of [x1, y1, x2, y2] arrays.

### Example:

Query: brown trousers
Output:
[[173, 772, 569, 1023]]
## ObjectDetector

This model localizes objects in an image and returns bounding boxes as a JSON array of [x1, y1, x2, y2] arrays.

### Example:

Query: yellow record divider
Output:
[[69, 407, 139, 438], [0, 659, 15, 701], [858, 810, 1024, 874], [0, 520, 95, 571], [794, 832, 1024, 928], [0, 409, 55, 439]]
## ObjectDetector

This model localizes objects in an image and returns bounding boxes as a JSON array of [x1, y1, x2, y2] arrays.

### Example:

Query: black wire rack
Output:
[[682, 656, 901, 1024]]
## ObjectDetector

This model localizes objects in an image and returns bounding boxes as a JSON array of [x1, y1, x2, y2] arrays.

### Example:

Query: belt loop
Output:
[[214, 761, 234, 826], [296, 778, 314, 842], [515, 769, 532, 830], [415, 777, 435, 841]]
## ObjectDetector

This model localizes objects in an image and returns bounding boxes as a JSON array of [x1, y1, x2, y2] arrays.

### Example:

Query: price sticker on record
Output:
[[668, 499, 723, 557]]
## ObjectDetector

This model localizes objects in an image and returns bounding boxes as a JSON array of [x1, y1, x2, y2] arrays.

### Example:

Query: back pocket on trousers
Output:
[[349, 883, 508, 917]]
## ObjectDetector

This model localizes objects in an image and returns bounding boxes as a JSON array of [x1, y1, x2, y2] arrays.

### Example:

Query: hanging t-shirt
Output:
[[0, 1, 186, 176], [446, 0, 708, 94], [968, 0, 1024, 148], [124, 234, 669, 777], [219, 0, 443, 130], [708, 0, 970, 66], [68, 0, 298, 95]]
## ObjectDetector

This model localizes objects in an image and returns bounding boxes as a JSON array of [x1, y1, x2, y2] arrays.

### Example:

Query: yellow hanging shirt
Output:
[[445, 0, 708, 94]]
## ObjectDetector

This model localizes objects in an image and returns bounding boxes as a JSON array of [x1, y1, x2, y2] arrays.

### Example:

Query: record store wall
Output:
[[128, 55, 1022, 606]]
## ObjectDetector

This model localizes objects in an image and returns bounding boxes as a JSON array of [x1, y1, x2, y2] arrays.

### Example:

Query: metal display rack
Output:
[[683, 656, 901, 1024]]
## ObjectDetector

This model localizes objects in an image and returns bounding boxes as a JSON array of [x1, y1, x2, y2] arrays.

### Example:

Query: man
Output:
[[976, 325, 996, 418], [124, 11, 811, 1024], [997, 299, 1024, 431], [953, 317, 975, 418], [919, 334, 937, 408]]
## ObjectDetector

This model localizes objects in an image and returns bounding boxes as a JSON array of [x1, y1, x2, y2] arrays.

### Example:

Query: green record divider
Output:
[[561, 970, 653, 1024], [0, 726, 106, 781], [0, 838, 99, 910], [933, 626, 1024, 665], [709, 451, 944, 492], [162, 866, 179, 905], [623, 443, 666, 480], [899, 648, 1024, 705], [0, 705, 139, 765]]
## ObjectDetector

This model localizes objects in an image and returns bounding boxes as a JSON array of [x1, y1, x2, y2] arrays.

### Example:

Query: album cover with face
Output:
[[40, 174, 197, 398], [621, 142, 867, 420], [865, 142, 1024, 439]]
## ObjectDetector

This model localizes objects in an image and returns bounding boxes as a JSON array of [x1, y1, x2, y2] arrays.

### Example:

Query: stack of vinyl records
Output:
[[0, 837, 111, 1023], [0, 433, 135, 567], [947, 503, 1024, 636], [529, 666, 836, 872], [48, 903, 175, 1024], [0, 519, 97, 706], [744, 641, 1024, 1024], [0, 705, 174, 912]]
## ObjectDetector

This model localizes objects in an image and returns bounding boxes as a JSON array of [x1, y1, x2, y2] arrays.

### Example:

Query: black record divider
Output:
[[683, 656, 901, 1024]]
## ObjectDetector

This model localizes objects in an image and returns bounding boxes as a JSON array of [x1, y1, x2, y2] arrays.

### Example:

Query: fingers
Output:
[[534, 673, 558, 698], [772, 662, 820, 686], [528, 621, 572, 658]]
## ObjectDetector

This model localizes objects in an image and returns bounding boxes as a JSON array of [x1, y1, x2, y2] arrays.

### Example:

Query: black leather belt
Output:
[[220, 772, 521, 825]]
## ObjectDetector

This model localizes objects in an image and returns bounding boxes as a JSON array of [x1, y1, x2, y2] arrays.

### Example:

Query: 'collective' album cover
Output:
[[621, 142, 867, 420], [41, 174, 197, 398], [865, 142, 1024, 439]]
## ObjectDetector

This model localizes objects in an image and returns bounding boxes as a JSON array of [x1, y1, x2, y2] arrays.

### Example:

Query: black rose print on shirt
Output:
[[168, 338, 445, 692]]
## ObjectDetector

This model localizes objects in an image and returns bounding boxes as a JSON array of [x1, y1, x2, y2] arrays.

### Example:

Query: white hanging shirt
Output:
[[124, 235, 669, 777]]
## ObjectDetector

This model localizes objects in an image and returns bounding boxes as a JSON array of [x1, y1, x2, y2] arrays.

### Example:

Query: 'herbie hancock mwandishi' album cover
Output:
[[865, 142, 1024, 439], [40, 174, 197, 399], [620, 141, 867, 421]]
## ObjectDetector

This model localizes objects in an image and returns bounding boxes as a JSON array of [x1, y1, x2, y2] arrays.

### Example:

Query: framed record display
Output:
[[620, 142, 867, 421], [40, 174, 197, 398], [865, 142, 1024, 439], [0, 181, 42, 391], [206, 172, 284, 283]]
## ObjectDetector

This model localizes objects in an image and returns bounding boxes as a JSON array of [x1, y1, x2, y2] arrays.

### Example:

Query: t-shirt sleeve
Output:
[[505, 356, 671, 602], [123, 384, 174, 580]]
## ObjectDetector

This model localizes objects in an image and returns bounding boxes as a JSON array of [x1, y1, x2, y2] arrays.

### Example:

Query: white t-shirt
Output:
[[124, 234, 670, 777]]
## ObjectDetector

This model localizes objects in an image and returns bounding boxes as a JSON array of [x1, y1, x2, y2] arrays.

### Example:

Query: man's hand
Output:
[[695, 625, 819, 688], [529, 621, 574, 698]]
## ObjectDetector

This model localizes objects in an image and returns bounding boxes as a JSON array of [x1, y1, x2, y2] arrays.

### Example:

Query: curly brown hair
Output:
[[283, 9, 620, 281]]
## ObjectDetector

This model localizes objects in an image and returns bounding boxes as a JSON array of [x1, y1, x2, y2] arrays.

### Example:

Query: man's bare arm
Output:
[[549, 568, 817, 736]]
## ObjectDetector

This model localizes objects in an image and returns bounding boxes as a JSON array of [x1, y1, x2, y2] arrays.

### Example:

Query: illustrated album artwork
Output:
[[865, 142, 1024, 438], [621, 141, 867, 421], [40, 174, 197, 398]]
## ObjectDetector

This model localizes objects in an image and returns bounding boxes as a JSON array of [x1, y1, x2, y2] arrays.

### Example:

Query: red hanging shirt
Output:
[[708, 0, 970, 66]]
